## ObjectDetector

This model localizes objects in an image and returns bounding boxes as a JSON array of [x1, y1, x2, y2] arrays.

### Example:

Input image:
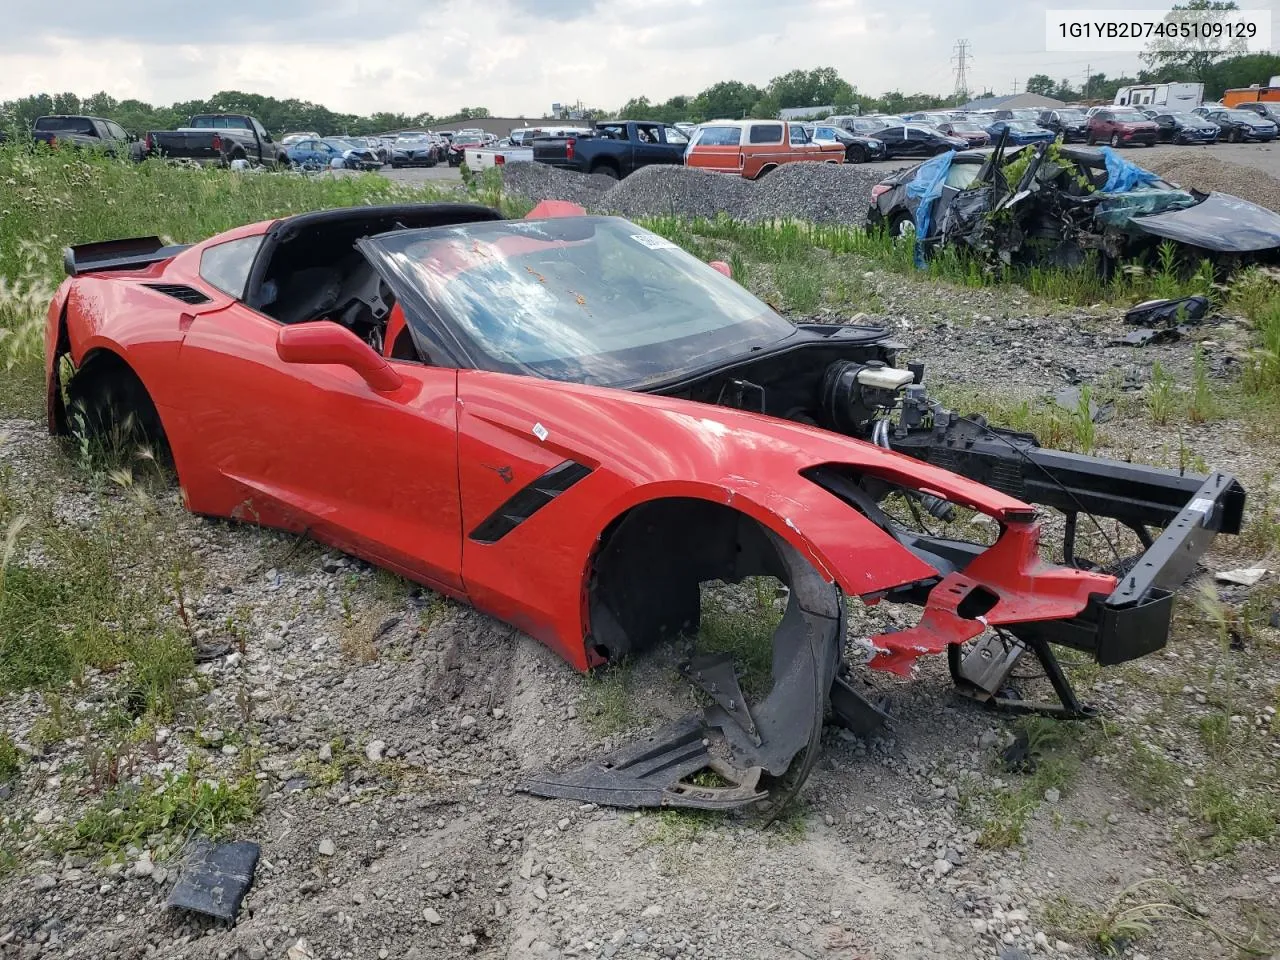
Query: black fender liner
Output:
[[521, 521, 843, 811]]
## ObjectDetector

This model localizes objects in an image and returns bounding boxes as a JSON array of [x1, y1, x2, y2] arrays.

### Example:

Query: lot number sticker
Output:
[[631, 234, 678, 250]]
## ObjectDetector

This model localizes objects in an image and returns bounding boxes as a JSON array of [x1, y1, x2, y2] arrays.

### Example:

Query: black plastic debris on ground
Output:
[[1052, 386, 1115, 423], [1124, 295, 1209, 327], [1001, 731, 1037, 774], [166, 839, 260, 922], [1110, 327, 1185, 348]]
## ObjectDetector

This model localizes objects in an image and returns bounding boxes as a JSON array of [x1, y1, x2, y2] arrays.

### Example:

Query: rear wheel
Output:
[[890, 210, 916, 240], [846, 144, 866, 164], [590, 162, 619, 179]]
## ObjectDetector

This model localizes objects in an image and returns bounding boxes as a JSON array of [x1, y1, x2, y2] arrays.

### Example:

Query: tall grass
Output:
[[0, 147, 458, 410]]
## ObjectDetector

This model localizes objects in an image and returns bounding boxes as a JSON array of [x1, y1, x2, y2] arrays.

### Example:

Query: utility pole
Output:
[[1082, 64, 1092, 100], [951, 39, 971, 104], [1012, 78, 1020, 95]]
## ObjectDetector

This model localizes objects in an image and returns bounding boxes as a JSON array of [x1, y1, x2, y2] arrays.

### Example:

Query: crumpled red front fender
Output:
[[868, 520, 1118, 675]]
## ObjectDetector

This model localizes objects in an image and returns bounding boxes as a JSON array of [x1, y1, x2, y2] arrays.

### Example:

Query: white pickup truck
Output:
[[463, 144, 534, 171], [464, 126, 590, 171]]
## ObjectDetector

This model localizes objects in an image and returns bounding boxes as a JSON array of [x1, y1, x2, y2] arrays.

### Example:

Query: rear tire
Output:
[[591, 163, 619, 179], [846, 144, 866, 164], [889, 211, 915, 240]]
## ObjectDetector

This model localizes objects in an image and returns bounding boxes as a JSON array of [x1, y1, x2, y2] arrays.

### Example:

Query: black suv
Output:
[[1037, 109, 1090, 142]]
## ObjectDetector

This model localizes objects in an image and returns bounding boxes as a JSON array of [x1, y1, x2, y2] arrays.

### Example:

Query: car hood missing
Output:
[[1127, 192, 1280, 253]]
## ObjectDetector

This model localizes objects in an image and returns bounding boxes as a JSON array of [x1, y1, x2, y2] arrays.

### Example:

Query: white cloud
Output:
[[1, 0, 1239, 117]]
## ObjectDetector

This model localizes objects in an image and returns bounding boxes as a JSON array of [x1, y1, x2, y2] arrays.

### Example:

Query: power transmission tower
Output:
[[951, 39, 971, 103]]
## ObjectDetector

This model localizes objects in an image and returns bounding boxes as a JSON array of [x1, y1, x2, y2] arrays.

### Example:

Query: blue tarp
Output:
[[1099, 146, 1161, 194], [904, 150, 954, 267]]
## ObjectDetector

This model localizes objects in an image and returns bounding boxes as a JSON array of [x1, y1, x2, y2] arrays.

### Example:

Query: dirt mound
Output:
[[1143, 148, 1280, 211]]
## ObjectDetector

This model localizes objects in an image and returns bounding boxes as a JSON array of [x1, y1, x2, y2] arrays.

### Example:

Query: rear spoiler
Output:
[[63, 236, 192, 277]]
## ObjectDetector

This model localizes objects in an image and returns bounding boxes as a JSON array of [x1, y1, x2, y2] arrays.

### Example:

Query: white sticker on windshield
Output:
[[631, 233, 678, 250], [532, 422, 549, 442]]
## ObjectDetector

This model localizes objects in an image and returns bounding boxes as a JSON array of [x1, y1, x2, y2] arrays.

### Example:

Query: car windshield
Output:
[[1112, 112, 1150, 123], [1168, 113, 1201, 123], [948, 123, 984, 133], [371, 216, 797, 387], [1011, 110, 1040, 120], [849, 118, 884, 132], [1227, 109, 1268, 122], [1057, 111, 1086, 121], [1007, 122, 1042, 132]]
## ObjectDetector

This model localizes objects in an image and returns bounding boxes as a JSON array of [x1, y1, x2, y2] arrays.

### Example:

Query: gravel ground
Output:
[[1, 274, 1277, 960], [1142, 148, 1280, 212]]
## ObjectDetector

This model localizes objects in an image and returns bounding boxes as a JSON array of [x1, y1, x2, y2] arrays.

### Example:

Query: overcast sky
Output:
[[3, 0, 1277, 115]]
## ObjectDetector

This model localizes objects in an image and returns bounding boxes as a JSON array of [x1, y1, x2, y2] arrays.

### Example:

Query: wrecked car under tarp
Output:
[[868, 136, 1280, 267]]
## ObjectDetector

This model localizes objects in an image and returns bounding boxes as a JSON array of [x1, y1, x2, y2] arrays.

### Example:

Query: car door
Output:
[[174, 238, 466, 594], [630, 123, 670, 169], [1154, 114, 1175, 140], [687, 125, 744, 174], [877, 126, 908, 158], [904, 127, 933, 156], [743, 122, 785, 174]]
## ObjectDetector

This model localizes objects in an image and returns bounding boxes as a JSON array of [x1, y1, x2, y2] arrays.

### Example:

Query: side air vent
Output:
[[143, 283, 212, 305], [469, 461, 593, 544]]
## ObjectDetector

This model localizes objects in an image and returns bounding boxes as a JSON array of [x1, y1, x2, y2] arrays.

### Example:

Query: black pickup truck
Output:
[[145, 114, 288, 168], [532, 120, 688, 179], [32, 115, 144, 159]]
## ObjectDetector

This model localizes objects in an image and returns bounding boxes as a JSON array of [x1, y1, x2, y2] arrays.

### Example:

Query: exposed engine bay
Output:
[[524, 322, 1244, 812]]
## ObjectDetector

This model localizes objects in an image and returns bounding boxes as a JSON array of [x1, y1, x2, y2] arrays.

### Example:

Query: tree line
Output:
[[3, 54, 1277, 137], [0, 90, 491, 139]]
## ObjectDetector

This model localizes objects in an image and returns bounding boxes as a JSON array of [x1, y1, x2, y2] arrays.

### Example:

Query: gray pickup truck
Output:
[[145, 114, 288, 168], [32, 115, 145, 160]]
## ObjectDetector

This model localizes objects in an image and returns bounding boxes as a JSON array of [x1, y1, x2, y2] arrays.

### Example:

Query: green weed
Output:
[[577, 663, 639, 736], [1188, 343, 1219, 423], [1190, 777, 1277, 857], [71, 770, 261, 854], [0, 730, 22, 783], [696, 578, 782, 698], [1147, 361, 1176, 425]]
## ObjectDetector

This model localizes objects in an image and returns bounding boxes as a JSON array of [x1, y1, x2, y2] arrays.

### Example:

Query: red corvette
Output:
[[46, 201, 1243, 810]]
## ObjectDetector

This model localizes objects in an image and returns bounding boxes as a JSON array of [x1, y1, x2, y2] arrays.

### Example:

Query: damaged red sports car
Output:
[[44, 201, 1244, 811]]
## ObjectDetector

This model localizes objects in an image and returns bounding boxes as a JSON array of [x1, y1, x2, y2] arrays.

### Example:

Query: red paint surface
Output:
[[46, 215, 1116, 675]]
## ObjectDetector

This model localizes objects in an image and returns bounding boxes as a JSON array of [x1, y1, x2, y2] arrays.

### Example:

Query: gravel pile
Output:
[[1143, 148, 1280, 212], [737, 161, 887, 222], [503, 160, 889, 224], [499, 160, 614, 209], [600, 164, 754, 219]]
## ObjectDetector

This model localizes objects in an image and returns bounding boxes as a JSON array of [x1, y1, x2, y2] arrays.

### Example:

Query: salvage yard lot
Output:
[[0, 147, 1279, 960]]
